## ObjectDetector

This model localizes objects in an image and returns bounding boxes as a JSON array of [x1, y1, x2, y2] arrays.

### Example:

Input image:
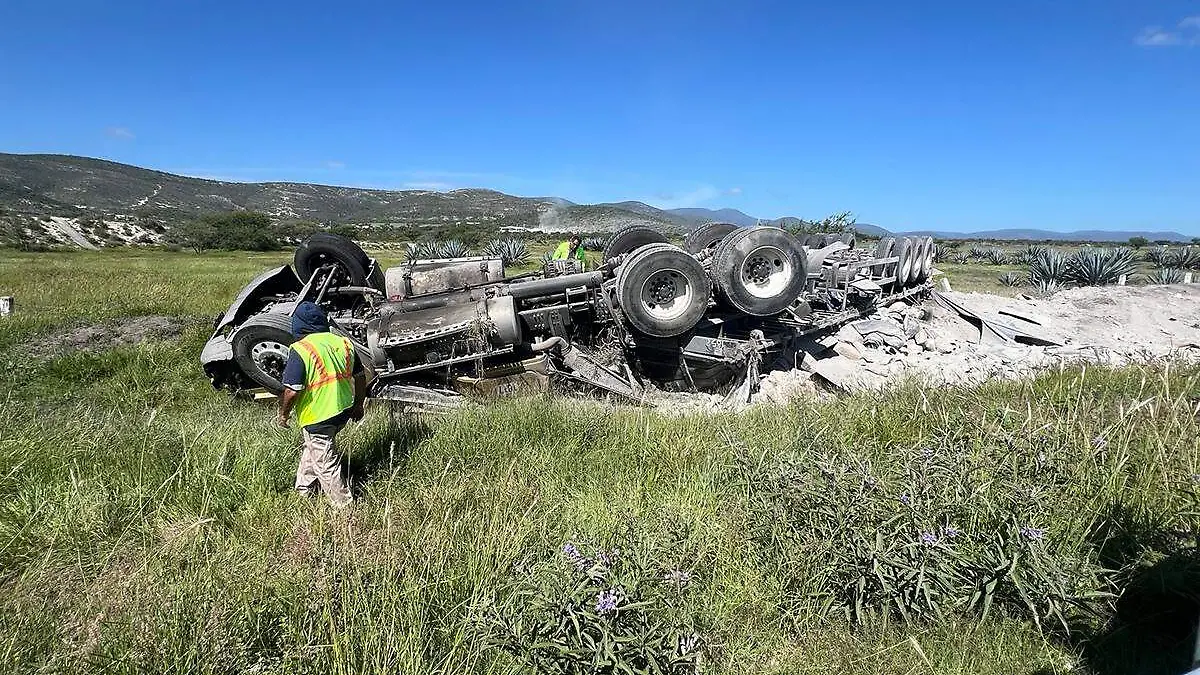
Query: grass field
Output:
[[0, 249, 1198, 674]]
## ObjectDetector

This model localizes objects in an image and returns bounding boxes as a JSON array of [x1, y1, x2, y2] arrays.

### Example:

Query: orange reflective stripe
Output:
[[294, 339, 328, 380], [308, 370, 353, 390]]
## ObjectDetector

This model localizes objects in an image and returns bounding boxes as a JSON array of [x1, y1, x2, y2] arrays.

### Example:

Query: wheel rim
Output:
[[250, 340, 290, 380], [739, 245, 792, 298], [638, 268, 694, 322]]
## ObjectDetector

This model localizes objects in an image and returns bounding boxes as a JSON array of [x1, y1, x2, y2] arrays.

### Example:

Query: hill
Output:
[[898, 227, 1193, 243]]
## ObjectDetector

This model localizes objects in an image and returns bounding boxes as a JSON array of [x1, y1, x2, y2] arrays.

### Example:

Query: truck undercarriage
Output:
[[201, 226, 935, 410]]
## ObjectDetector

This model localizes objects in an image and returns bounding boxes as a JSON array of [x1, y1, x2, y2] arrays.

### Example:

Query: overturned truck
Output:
[[201, 225, 935, 409]]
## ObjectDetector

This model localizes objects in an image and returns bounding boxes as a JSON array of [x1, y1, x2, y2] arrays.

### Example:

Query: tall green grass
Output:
[[0, 249, 1197, 674]]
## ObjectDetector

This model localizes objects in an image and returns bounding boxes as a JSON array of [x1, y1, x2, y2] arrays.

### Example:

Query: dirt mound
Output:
[[29, 316, 190, 358]]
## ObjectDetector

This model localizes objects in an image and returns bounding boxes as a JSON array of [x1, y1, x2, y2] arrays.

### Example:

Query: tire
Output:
[[710, 227, 807, 317], [294, 233, 370, 286], [803, 234, 826, 249], [615, 244, 711, 338], [834, 232, 856, 249], [232, 313, 295, 393], [872, 237, 895, 276], [603, 225, 669, 261], [895, 237, 915, 286], [920, 236, 935, 281], [683, 222, 738, 254], [912, 237, 931, 283]]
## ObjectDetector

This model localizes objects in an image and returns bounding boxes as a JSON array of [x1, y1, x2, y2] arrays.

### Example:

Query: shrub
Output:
[[932, 243, 957, 263], [1012, 246, 1048, 266], [1145, 268, 1185, 285], [1027, 250, 1069, 286], [481, 534, 707, 675], [1143, 246, 1174, 267], [968, 246, 990, 260], [742, 446, 1112, 630], [481, 238, 530, 266], [405, 242, 437, 260], [1065, 248, 1138, 286], [169, 211, 279, 252], [982, 249, 1010, 265], [998, 271, 1026, 287], [1167, 247, 1200, 270], [436, 240, 472, 258]]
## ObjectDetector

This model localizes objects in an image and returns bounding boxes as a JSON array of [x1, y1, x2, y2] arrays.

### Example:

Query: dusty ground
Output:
[[28, 316, 191, 358], [659, 284, 1200, 412]]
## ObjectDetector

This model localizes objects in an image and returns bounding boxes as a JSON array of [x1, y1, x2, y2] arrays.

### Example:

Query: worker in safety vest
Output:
[[552, 235, 587, 268], [277, 301, 366, 507]]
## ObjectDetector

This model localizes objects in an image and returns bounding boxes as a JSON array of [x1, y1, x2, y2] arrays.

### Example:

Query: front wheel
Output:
[[231, 314, 295, 393]]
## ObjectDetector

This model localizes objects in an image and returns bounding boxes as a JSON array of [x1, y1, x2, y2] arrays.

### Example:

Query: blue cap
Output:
[[291, 301, 329, 338]]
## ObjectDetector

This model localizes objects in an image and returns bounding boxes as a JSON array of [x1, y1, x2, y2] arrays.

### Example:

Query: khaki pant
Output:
[[296, 429, 353, 507]]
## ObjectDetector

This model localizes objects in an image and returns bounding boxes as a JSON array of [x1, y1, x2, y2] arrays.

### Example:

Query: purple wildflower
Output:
[[595, 588, 620, 615], [1092, 436, 1108, 450], [1191, 473, 1200, 485], [942, 526, 960, 539], [1020, 526, 1046, 541], [562, 543, 589, 571], [921, 447, 934, 459], [919, 531, 938, 546], [899, 494, 911, 506], [863, 475, 878, 489]]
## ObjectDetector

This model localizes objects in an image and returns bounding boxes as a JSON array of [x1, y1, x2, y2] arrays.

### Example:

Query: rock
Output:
[[903, 342, 923, 357], [936, 340, 954, 354], [833, 341, 862, 360], [913, 329, 929, 346], [835, 324, 864, 346], [809, 355, 860, 392], [889, 301, 909, 312]]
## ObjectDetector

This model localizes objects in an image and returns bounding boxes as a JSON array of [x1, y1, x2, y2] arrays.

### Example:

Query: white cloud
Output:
[[1136, 27, 1181, 47], [325, 160, 345, 170], [725, 187, 743, 195], [105, 126, 135, 140], [1136, 16, 1200, 47]]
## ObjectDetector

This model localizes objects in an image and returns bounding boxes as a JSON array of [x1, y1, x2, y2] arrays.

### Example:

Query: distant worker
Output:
[[552, 234, 587, 268], [276, 301, 366, 508]]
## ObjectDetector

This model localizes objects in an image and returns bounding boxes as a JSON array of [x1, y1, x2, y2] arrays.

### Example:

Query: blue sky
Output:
[[1, 1, 1198, 233]]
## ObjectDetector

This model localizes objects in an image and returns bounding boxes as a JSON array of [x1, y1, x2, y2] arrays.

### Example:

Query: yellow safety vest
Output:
[[552, 241, 587, 263], [292, 332, 355, 427]]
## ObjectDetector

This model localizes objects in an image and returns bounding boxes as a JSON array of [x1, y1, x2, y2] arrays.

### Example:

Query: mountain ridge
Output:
[[0, 153, 1191, 246]]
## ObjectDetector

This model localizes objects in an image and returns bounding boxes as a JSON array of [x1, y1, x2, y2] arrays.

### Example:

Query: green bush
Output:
[[169, 211, 280, 252], [1065, 248, 1138, 286]]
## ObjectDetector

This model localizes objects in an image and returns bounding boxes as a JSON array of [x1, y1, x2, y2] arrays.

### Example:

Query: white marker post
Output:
[[0, 296, 12, 317]]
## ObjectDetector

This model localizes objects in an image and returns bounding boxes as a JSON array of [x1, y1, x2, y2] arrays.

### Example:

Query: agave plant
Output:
[[981, 249, 1009, 265], [481, 238, 530, 266], [997, 271, 1026, 287], [582, 236, 609, 252], [1027, 250, 1069, 286], [931, 243, 956, 263], [540, 251, 554, 266], [968, 245, 990, 260], [1143, 246, 1174, 267], [951, 252, 972, 265], [405, 241, 439, 260], [1065, 248, 1138, 286], [1168, 246, 1200, 270], [1012, 245, 1048, 265], [436, 239, 472, 258], [1145, 267, 1185, 285], [1031, 278, 1063, 296]]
